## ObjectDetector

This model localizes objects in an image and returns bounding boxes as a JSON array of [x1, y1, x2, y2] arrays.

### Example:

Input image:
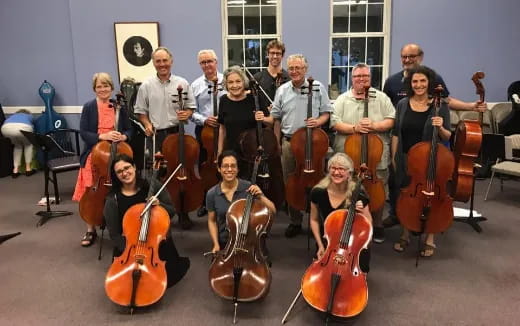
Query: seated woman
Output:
[[104, 153, 189, 287], [1, 109, 36, 177], [206, 150, 276, 253], [309, 152, 371, 271], [391, 65, 451, 257]]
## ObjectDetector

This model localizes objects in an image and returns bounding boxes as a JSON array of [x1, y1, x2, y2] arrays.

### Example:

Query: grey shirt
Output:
[[206, 179, 251, 245], [270, 79, 332, 137], [134, 74, 196, 130]]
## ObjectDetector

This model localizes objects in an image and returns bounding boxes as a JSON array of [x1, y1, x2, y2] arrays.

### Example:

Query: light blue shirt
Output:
[[190, 72, 225, 126], [270, 79, 332, 136]]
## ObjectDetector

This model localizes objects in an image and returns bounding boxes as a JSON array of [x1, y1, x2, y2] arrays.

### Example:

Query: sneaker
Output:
[[197, 206, 208, 217], [373, 227, 385, 244], [284, 224, 302, 238], [383, 215, 400, 228]]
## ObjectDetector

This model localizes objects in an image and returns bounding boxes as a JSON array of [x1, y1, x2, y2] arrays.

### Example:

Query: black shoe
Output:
[[179, 213, 194, 230], [284, 224, 302, 238], [373, 227, 385, 244], [197, 206, 208, 217], [11, 172, 20, 178], [383, 215, 400, 228], [25, 170, 36, 177]]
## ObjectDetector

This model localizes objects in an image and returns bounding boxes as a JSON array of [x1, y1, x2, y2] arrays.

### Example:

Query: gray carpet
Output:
[[0, 171, 519, 326]]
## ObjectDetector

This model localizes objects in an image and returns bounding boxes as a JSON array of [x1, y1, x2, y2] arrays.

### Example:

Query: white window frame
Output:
[[329, 0, 392, 97], [221, 0, 282, 70]]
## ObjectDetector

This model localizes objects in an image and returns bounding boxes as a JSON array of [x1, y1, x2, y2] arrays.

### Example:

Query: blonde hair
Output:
[[314, 153, 357, 208], [92, 72, 114, 91]]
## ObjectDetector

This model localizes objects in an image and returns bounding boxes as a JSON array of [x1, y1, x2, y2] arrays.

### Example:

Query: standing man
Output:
[[134, 46, 196, 229], [191, 49, 225, 217], [265, 54, 332, 238], [253, 40, 290, 106], [331, 63, 395, 243], [382, 43, 486, 228]]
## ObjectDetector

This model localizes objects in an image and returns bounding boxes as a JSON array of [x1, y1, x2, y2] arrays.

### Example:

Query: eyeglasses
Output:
[[401, 54, 419, 60], [268, 51, 283, 56], [352, 74, 370, 79], [330, 166, 348, 173], [199, 59, 216, 65], [221, 163, 237, 170], [115, 165, 133, 175], [288, 66, 305, 72]]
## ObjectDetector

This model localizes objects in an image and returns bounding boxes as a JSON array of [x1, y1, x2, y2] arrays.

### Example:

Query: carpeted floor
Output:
[[0, 171, 519, 326]]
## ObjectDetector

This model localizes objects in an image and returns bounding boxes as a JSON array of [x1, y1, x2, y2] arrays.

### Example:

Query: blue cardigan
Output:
[[79, 99, 132, 167]]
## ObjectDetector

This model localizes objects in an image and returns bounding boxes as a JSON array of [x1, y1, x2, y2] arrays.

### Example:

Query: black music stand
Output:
[[454, 134, 503, 232], [21, 130, 72, 226]]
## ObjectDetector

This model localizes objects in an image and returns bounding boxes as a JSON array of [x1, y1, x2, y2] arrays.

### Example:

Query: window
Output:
[[223, 0, 281, 76], [329, 0, 391, 99]]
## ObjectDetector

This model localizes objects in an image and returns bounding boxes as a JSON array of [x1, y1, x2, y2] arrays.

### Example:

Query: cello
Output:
[[239, 78, 285, 209], [396, 86, 454, 235], [344, 85, 385, 213], [200, 79, 221, 191], [79, 97, 133, 226], [105, 160, 182, 311], [452, 72, 485, 202], [285, 77, 329, 211], [162, 86, 204, 220], [301, 167, 372, 319], [208, 151, 273, 323]]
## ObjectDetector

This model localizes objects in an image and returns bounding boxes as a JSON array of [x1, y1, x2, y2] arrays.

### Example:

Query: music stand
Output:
[[454, 134, 503, 232], [21, 130, 72, 226]]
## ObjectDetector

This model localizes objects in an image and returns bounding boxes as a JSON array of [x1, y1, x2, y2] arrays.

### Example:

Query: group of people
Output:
[[71, 40, 487, 289]]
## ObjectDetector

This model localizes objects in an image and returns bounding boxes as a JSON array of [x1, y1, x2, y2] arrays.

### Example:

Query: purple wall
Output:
[[1, 0, 519, 106]]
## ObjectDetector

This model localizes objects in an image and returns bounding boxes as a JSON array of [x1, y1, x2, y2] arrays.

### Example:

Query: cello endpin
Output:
[[233, 302, 238, 324]]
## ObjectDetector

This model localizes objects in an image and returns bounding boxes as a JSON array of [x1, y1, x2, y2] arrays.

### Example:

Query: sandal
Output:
[[393, 238, 409, 253], [81, 231, 97, 247], [420, 243, 436, 257]]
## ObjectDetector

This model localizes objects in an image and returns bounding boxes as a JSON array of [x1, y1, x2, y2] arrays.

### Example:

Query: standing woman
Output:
[[391, 65, 451, 257], [104, 154, 190, 287], [72, 72, 132, 247], [309, 152, 371, 271], [206, 150, 276, 253], [217, 66, 271, 178], [1, 109, 36, 177]]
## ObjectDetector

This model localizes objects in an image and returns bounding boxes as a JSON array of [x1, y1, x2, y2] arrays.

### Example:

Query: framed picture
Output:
[[114, 22, 160, 83]]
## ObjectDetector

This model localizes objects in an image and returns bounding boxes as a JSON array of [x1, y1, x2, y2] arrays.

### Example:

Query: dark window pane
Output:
[[331, 38, 349, 67], [370, 66, 382, 91], [261, 38, 276, 67], [246, 0, 260, 4], [330, 67, 352, 99], [244, 6, 260, 35], [367, 0, 383, 3], [245, 38, 261, 67], [367, 37, 383, 65], [261, 6, 277, 34], [349, 4, 366, 32], [228, 6, 243, 35], [332, 4, 348, 33], [228, 39, 244, 67], [367, 4, 383, 32], [350, 38, 366, 65]]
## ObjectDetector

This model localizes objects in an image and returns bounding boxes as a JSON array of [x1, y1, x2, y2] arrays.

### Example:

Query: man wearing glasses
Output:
[[330, 63, 395, 244], [265, 54, 332, 238], [191, 49, 226, 217], [254, 40, 290, 107]]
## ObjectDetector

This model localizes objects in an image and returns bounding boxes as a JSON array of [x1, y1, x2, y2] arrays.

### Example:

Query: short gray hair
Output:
[[197, 49, 218, 61], [287, 54, 308, 69], [223, 66, 249, 90], [352, 63, 371, 75], [152, 46, 173, 60]]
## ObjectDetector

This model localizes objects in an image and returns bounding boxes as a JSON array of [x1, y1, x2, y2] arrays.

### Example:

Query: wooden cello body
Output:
[[200, 79, 221, 191], [344, 86, 385, 212], [452, 72, 485, 202], [301, 171, 371, 318], [286, 78, 329, 211], [396, 87, 454, 234], [208, 155, 272, 302], [162, 86, 204, 215]]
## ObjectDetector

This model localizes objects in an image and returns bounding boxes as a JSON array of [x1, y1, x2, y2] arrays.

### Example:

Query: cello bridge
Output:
[[303, 169, 315, 173], [333, 254, 346, 265], [176, 175, 187, 181], [134, 256, 145, 265]]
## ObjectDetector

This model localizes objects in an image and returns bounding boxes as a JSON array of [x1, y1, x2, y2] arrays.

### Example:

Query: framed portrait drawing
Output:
[[114, 22, 160, 83]]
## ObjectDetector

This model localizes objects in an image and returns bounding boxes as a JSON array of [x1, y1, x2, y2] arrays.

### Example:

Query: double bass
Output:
[[208, 152, 273, 322], [286, 77, 329, 211], [239, 78, 285, 209], [79, 97, 133, 226], [105, 160, 181, 311], [452, 72, 485, 202], [162, 86, 204, 219], [200, 79, 221, 191], [301, 168, 372, 319], [344, 85, 385, 213], [396, 86, 454, 234]]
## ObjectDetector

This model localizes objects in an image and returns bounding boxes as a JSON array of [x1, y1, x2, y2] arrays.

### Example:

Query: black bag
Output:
[[0, 104, 14, 177]]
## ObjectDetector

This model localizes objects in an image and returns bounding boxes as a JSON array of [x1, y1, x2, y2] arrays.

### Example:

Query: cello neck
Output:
[[304, 77, 315, 167], [176, 86, 186, 166], [471, 71, 486, 126], [238, 154, 262, 236], [339, 172, 365, 247]]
